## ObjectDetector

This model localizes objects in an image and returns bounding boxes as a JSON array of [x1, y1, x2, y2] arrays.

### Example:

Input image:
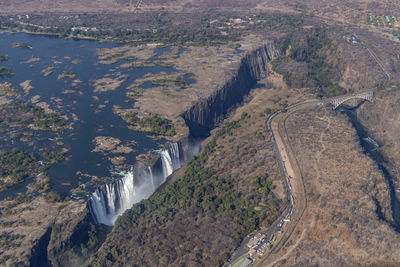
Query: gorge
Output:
[[89, 142, 185, 226], [19, 38, 282, 266], [86, 42, 280, 227], [2, 1, 400, 266]]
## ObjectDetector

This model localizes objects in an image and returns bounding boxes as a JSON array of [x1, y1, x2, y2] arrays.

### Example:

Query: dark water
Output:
[[0, 32, 175, 198], [341, 107, 400, 231], [183, 73, 196, 85]]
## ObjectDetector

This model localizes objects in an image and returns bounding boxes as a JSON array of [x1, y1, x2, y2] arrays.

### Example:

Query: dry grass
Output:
[[19, 80, 33, 93], [91, 74, 128, 93], [267, 105, 400, 266], [92, 136, 136, 154], [356, 86, 400, 206], [0, 196, 85, 265], [97, 45, 156, 65]]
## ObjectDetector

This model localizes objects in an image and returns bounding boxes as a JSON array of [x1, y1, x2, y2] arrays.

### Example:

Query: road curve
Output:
[[256, 100, 322, 266], [349, 32, 390, 83], [254, 31, 388, 266]]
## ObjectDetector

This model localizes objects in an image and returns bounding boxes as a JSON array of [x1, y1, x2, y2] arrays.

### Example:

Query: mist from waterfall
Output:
[[88, 142, 184, 226]]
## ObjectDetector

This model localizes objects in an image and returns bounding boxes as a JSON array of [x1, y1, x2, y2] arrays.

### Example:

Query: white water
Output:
[[363, 136, 379, 151], [148, 166, 155, 191], [89, 143, 182, 226], [160, 149, 173, 178], [169, 142, 181, 170]]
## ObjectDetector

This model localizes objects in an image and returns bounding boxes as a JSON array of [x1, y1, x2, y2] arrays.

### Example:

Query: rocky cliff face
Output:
[[46, 206, 96, 267], [30, 43, 281, 266], [271, 105, 400, 266], [182, 42, 280, 137], [355, 87, 400, 225], [24, 200, 99, 267], [29, 227, 52, 267]]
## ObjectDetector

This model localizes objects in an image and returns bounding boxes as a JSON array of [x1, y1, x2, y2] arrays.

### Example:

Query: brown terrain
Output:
[[357, 86, 400, 210], [0, 195, 86, 265], [260, 104, 400, 266], [0, 0, 399, 266], [90, 74, 312, 266], [110, 43, 249, 121]]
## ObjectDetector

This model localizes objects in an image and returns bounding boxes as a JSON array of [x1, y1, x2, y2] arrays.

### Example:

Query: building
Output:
[[229, 18, 244, 24], [247, 237, 258, 248], [248, 248, 257, 258], [257, 247, 267, 256], [232, 256, 253, 267], [254, 233, 264, 241]]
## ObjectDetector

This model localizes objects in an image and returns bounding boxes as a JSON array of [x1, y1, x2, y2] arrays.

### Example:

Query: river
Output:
[[0, 32, 176, 198], [341, 107, 400, 231]]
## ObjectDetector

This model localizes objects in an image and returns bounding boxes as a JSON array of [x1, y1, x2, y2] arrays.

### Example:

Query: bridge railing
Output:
[[328, 90, 374, 109]]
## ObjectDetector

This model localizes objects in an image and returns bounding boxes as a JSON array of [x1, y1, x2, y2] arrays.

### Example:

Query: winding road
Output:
[[257, 32, 391, 266], [256, 100, 320, 266], [229, 31, 390, 267]]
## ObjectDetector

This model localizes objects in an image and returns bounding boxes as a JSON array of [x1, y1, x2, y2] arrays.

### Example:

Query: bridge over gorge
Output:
[[329, 90, 374, 109]]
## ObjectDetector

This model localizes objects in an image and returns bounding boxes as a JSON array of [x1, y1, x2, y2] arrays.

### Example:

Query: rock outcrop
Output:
[[29, 43, 281, 266], [182, 42, 280, 137]]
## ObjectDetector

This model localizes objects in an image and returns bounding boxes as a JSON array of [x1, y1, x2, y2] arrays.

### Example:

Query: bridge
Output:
[[329, 90, 374, 109]]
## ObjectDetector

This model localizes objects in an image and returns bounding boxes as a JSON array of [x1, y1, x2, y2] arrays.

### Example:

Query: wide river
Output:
[[0, 32, 174, 198]]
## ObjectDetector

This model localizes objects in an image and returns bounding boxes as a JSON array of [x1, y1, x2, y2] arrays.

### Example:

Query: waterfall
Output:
[[160, 149, 173, 178], [89, 170, 136, 226], [169, 142, 181, 170], [158, 142, 181, 180], [89, 142, 183, 226], [89, 188, 112, 226], [148, 166, 155, 191]]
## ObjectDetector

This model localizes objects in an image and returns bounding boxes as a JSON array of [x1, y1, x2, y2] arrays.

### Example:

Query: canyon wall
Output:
[[182, 42, 280, 137], [28, 42, 281, 266]]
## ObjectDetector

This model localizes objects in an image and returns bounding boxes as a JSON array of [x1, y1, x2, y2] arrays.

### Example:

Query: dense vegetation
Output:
[[0, 150, 65, 194], [12, 42, 32, 49], [150, 75, 189, 89], [0, 54, 8, 62], [0, 103, 66, 132], [41, 151, 65, 164], [92, 117, 281, 266], [0, 12, 305, 46], [0, 150, 41, 192], [0, 66, 15, 77], [116, 133, 273, 231], [58, 71, 76, 80], [121, 112, 176, 136], [272, 27, 345, 98]]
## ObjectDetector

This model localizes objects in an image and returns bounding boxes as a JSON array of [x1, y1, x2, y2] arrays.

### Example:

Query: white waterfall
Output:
[[89, 170, 138, 226], [105, 183, 116, 216], [89, 142, 183, 226], [159, 142, 181, 179], [148, 166, 155, 191], [116, 170, 136, 213], [160, 149, 173, 179], [89, 188, 110, 225], [169, 142, 181, 170]]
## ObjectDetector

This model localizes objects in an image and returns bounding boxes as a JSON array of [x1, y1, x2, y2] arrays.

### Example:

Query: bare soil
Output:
[[263, 105, 400, 266], [92, 136, 135, 154], [0, 196, 85, 265], [356, 86, 400, 208]]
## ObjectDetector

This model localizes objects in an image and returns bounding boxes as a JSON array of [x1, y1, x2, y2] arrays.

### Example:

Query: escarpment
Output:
[[86, 43, 281, 228], [182, 42, 280, 137], [30, 42, 282, 266]]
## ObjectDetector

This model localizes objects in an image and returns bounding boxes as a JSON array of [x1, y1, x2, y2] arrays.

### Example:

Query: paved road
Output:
[[228, 33, 387, 265], [353, 33, 390, 83], [256, 34, 390, 265], [228, 100, 322, 266]]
